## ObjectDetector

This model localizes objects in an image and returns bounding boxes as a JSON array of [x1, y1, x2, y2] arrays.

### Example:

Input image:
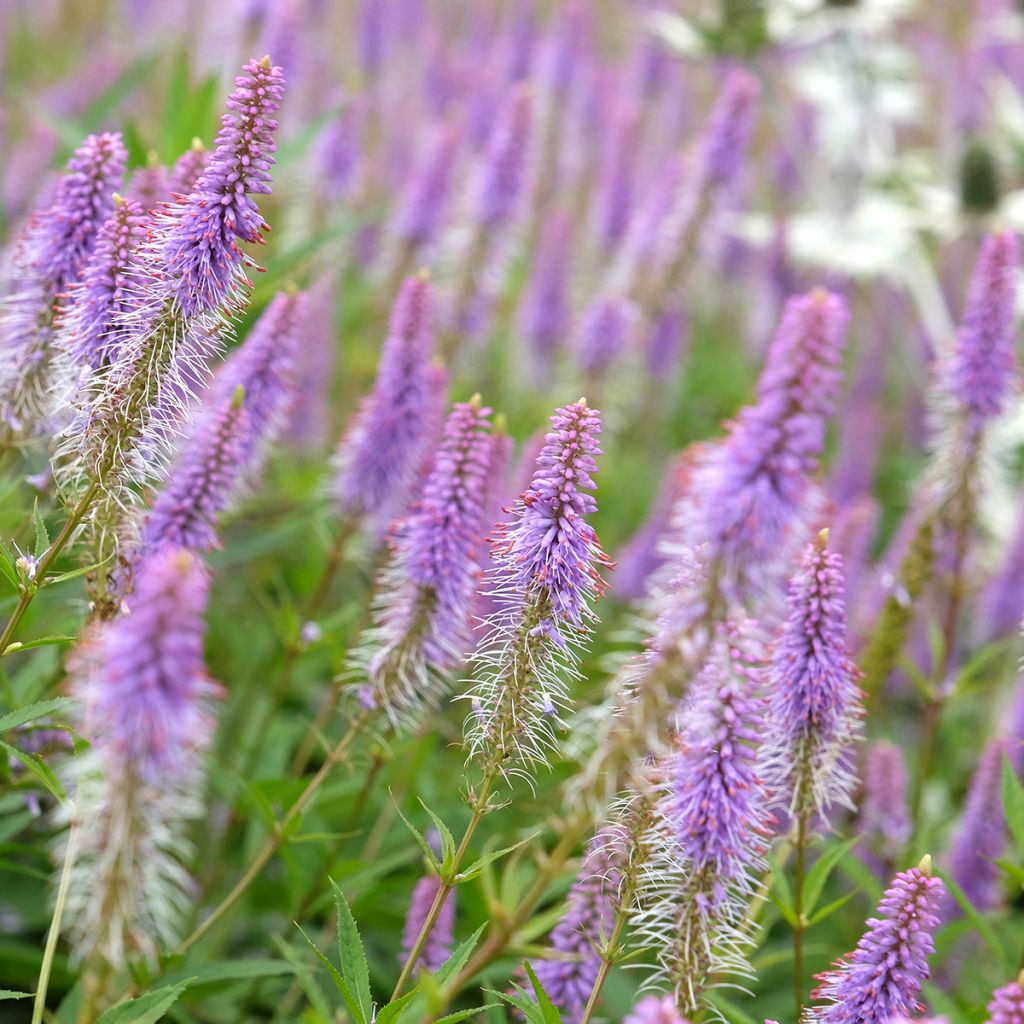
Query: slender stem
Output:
[[33, 823, 80, 1024], [792, 812, 808, 1019], [390, 771, 496, 1000], [0, 481, 99, 656], [579, 905, 629, 1024], [177, 712, 370, 955]]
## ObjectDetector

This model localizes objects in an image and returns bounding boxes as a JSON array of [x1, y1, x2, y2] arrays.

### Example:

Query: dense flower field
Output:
[[3, 1, 1024, 1022]]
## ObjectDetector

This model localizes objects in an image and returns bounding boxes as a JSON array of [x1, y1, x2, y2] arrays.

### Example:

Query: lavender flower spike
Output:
[[401, 876, 455, 973], [763, 532, 863, 823], [575, 297, 636, 379], [808, 857, 945, 1024], [985, 973, 1024, 1024], [0, 132, 126, 432], [352, 398, 496, 729], [949, 230, 1019, 425], [624, 996, 690, 1024], [465, 399, 609, 777], [65, 549, 217, 980], [334, 273, 442, 532], [696, 288, 849, 584], [58, 194, 147, 370], [162, 56, 285, 317], [474, 81, 534, 231], [861, 741, 912, 863], [140, 388, 250, 555]]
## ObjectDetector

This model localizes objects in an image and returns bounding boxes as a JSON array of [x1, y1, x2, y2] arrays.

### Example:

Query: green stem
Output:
[[177, 711, 370, 955], [33, 823, 80, 1024], [792, 813, 808, 1019], [0, 481, 99, 657], [579, 893, 632, 1024]]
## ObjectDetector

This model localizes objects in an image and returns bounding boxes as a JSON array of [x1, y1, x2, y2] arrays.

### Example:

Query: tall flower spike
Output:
[[334, 274, 441, 529], [139, 389, 250, 556], [474, 81, 534, 231], [763, 534, 863, 823], [392, 118, 461, 252], [351, 399, 496, 729], [861, 740, 912, 863], [808, 858, 945, 1024], [985, 974, 1024, 1024], [161, 57, 285, 317], [696, 288, 849, 583], [57, 194, 148, 371], [168, 138, 208, 197], [519, 209, 572, 380], [464, 400, 609, 777], [945, 738, 1007, 915], [401, 876, 455, 974], [575, 297, 635, 378], [949, 230, 1019, 425], [64, 549, 217, 984], [634, 628, 770, 1015], [210, 290, 305, 473], [0, 132, 126, 432]]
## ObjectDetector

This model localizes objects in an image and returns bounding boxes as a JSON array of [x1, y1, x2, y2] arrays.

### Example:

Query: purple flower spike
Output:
[[763, 533, 863, 822], [356, 399, 496, 728], [140, 392, 250, 556], [986, 975, 1024, 1024], [401, 876, 455, 973], [318, 98, 364, 204], [808, 859, 945, 1024], [861, 741, 912, 862], [533, 828, 624, 1023], [624, 996, 690, 1024], [593, 101, 640, 251], [211, 290, 305, 472], [950, 230, 1019, 425], [698, 68, 759, 190], [474, 81, 534, 231], [161, 57, 285, 317], [520, 210, 572, 378], [90, 549, 215, 782], [575, 297, 635, 378], [393, 118, 462, 251], [19, 132, 128, 296], [168, 138, 208, 198], [980, 498, 1024, 641], [334, 273, 440, 528], [946, 739, 1007, 915], [698, 288, 849, 578], [60, 195, 148, 370], [492, 399, 609, 638]]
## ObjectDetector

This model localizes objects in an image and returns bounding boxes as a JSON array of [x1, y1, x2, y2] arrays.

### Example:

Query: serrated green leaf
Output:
[[434, 1008, 500, 1023], [802, 836, 860, 918], [433, 924, 485, 987], [96, 979, 193, 1024], [1002, 756, 1024, 853], [332, 880, 373, 1024], [419, 799, 456, 873], [0, 699, 72, 734], [375, 990, 418, 1024], [524, 962, 562, 1023], [273, 936, 333, 1021], [44, 555, 114, 588], [460, 831, 540, 881], [488, 987, 547, 1024], [297, 925, 364, 1024], [33, 503, 49, 560], [394, 799, 441, 872], [0, 741, 66, 802], [937, 871, 1011, 976], [0, 543, 19, 591]]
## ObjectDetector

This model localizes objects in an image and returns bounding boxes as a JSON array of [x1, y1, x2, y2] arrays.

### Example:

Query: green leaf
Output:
[[394, 800, 441, 872], [157, 958, 299, 989], [0, 544, 20, 591], [523, 962, 562, 1024], [44, 555, 114, 588], [488, 988, 548, 1024], [0, 741, 66, 802], [460, 832, 540, 881], [96, 979, 193, 1024], [374, 991, 418, 1024], [0, 698, 72, 734], [419, 799, 456, 873], [768, 864, 797, 928], [808, 888, 860, 926], [937, 871, 1011, 976], [332, 881, 374, 1024], [802, 836, 860, 918], [434, 1008, 500, 1023], [704, 991, 760, 1024], [1002, 756, 1024, 853], [297, 925, 364, 1024], [272, 936, 333, 1021], [4, 635, 76, 653], [432, 924, 485, 987], [33, 503, 49, 560], [996, 857, 1024, 888], [0, 990, 32, 1000]]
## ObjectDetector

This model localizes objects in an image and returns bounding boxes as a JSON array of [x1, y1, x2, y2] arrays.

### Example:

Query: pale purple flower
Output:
[[645, 304, 688, 380], [286, 271, 337, 452], [985, 976, 1024, 1024], [861, 741, 912, 863], [979, 492, 1024, 641], [392, 118, 461, 251], [167, 139, 208, 197], [949, 230, 1019, 425], [808, 861, 945, 1024], [161, 57, 285, 317], [575, 297, 635, 378], [624, 995, 690, 1024], [59, 195, 147, 370], [318, 98, 363, 204], [474, 81, 534, 231], [945, 739, 1006, 915], [140, 392, 250, 555], [533, 828, 624, 1023], [698, 68, 759, 190], [401, 876, 455, 973], [519, 210, 572, 378], [333, 274, 443, 529], [593, 101, 640, 251], [696, 289, 849, 578], [128, 160, 171, 213], [763, 535, 863, 822]]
